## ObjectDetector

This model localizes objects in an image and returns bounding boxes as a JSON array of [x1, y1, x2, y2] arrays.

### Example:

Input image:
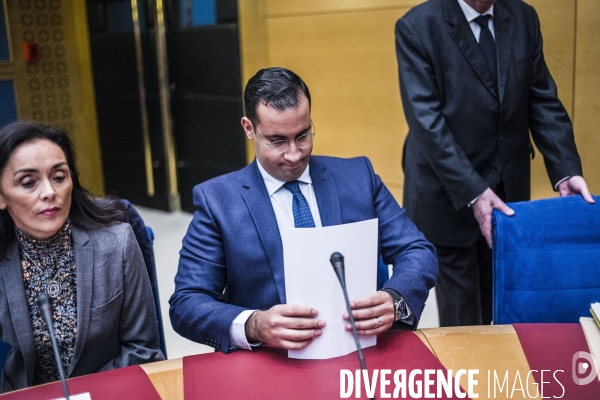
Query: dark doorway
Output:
[[86, 0, 246, 212]]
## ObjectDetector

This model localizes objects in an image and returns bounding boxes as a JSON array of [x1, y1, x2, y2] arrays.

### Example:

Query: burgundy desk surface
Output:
[[0, 365, 160, 400], [514, 323, 600, 400], [184, 330, 465, 399], [4, 324, 598, 399]]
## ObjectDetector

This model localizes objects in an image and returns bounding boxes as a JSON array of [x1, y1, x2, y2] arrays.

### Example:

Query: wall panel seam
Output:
[[264, 0, 272, 65], [571, 0, 578, 125], [266, 5, 418, 20]]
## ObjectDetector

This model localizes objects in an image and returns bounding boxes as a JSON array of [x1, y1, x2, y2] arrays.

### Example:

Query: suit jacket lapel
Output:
[[494, 1, 513, 102], [69, 226, 92, 376], [0, 240, 36, 385], [444, 0, 498, 98], [310, 157, 342, 227], [241, 160, 286, 303]]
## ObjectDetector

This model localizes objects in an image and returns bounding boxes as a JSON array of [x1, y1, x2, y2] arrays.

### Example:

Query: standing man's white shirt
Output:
[[458, 0, 569, 195], [459, 0, 495, 206], [458, 0, 495, 42]]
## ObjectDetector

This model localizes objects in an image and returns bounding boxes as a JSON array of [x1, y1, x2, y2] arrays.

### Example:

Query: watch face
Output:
[[396, 298, 408, 319]]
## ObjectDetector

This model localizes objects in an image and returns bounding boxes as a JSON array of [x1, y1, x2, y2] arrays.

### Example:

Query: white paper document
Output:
[[580, 317, 600, 381], [281, 218, 378, 359]]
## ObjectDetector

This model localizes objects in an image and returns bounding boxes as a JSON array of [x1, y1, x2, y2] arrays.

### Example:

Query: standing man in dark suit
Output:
[[395, 0, 594, 327], [169, 67, 438, 353]]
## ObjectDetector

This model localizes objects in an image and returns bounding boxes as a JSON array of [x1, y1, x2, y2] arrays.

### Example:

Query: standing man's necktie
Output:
[[474, 15, 497, 83], [284, 181, 315, 228]]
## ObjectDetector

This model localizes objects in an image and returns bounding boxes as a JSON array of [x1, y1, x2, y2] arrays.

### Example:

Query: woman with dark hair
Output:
[[0, 121, 164, 392]]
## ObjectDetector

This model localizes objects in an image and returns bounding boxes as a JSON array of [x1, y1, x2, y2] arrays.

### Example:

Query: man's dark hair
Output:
[[243, 67, 311, 126]]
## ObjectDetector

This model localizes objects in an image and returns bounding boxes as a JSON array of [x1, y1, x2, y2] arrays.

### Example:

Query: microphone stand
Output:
[[330, 252, 375, 400], [37, 293, 70, 400]]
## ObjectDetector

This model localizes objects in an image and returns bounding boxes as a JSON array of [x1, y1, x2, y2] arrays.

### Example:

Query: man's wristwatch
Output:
[[381, 288, 409, 321], [393, 296, 409, 322]]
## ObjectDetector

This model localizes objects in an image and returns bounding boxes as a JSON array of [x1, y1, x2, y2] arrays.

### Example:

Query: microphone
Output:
[[37, 293, 70, 400], [330, 252, 369, 373]]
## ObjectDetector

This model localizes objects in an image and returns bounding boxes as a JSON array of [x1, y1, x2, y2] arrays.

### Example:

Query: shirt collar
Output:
[[15, 219, 72, 253], [457, 0, 494, 22], [256, 158, 313, 197]]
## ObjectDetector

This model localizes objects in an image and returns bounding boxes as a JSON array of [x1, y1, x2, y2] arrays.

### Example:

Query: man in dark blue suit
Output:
[[169, 67, 437, 353], [396, 0, 594, 327]]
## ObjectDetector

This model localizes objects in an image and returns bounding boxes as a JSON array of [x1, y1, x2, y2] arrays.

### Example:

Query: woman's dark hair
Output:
[[243, 67, 311, 126], [0, 121, 125, 258]]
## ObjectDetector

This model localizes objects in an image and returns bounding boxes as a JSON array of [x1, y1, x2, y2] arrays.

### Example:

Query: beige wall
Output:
[[573, 0, 600, 196], [239, 0, 600, 204], [1, 0, 104, 195]]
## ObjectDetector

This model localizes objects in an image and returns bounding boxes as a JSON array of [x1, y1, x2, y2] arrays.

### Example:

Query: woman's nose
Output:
[[39, 179, 56, 200]]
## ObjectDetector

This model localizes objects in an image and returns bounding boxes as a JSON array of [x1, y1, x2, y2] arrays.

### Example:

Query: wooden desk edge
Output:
[[141, 358, 184, 400], [414, 330, 435, 356], [419, 324, 516, 337], [140, 357, 183, 374], [139, 326, 520, 399]]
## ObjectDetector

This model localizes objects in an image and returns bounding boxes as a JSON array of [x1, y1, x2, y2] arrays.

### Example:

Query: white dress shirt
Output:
[[458, 0, 568, 204], [229, 160, 322, 350], [256, 160, 323, 229], [228, 160, 412, 350], [459, 0, 494, 206], [457, 0, 495, 42]]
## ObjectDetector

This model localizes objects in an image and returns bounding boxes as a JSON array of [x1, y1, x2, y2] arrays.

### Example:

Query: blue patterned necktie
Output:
[[474, 15, 497, 83], [283, 181, 315, 228]]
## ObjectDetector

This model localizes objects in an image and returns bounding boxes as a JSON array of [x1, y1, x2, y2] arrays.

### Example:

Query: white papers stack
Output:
[[591, 303, 600, 328], [281, 219, 378, 360], [579, 317, 600, 382]]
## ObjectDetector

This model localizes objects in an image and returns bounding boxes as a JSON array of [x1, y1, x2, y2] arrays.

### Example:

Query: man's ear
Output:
[[241, 117, 254, 140], [0, 194, 6, 210]]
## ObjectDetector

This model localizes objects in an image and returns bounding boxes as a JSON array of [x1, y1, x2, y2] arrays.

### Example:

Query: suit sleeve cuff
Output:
[[468, 195, 480, 207], [229, 309, 259, 350], [554, 176, 570, 190]]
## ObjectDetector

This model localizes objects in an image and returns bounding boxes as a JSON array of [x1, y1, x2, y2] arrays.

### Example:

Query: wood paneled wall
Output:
[[2, 1, 103, 195], [239, 0, 599, 203], [573, 0, 600, 196]]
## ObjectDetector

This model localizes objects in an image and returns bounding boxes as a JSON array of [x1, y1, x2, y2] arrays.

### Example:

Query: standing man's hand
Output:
[[343, 291, 395, 335], [472, 188, 515, 248], [245, 304, 325, 350], [558, 176, 595, 204]]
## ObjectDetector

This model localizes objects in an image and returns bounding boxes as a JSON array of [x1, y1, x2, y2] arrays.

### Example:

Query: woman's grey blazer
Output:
[[0, 222, 164, 392]]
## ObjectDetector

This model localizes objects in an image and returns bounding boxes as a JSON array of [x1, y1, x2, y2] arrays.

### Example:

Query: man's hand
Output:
[[245, 304, 325, 350], [472, 188, 515, 248], [558, 176, 595, 204], [343, 291, 395, 335]]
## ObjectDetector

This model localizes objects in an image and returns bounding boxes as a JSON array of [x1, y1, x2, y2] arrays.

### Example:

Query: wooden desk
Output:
[[418, 325, 536, 399], [141, 325, 536, 400], [140, 358, 184, 400]]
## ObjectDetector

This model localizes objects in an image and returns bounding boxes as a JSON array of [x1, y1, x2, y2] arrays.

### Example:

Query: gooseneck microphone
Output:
[[330, 252, 369, 373], [37, 293, 70, 400]]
